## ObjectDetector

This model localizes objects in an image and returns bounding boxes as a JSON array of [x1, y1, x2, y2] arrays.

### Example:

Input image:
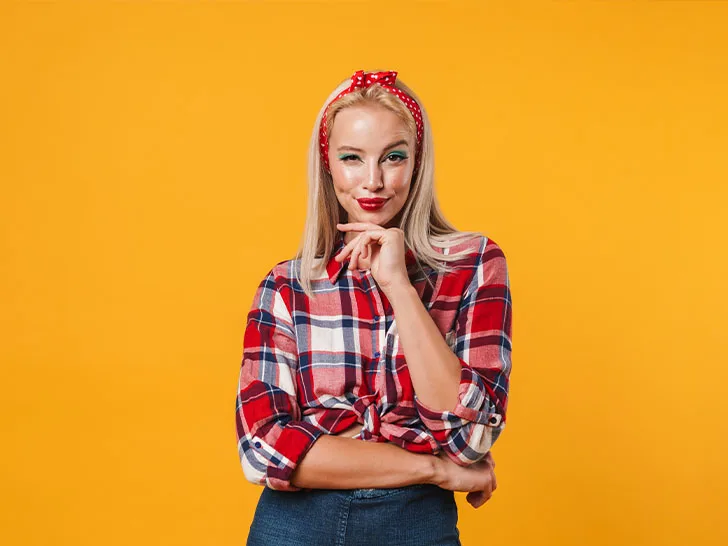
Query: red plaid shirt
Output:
[[235, 232, 512, 491]]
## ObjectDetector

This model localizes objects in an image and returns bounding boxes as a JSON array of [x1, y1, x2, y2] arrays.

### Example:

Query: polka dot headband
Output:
[[319, 70, 424, 174]]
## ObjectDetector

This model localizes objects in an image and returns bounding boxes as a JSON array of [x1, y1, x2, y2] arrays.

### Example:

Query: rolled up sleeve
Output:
[[414, 238, 512, 465], [235, 269, 324, 491]]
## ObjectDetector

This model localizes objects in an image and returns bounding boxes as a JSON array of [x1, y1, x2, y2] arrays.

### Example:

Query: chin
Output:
[[369, 216, 392, 226]]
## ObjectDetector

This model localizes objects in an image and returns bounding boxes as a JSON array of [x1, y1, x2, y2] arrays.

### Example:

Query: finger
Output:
[[348, 238, 361, 270], [336, 233, 364, 262], [466, 491, 485, 508], [357, 236, 372, 269], [354, 238, 368, 270], [357, 237, 371, 269], [346, 230, 384, 268], [337, 222, 381, 231], [350, 235, 368, 270], [474, 491, 488, 509], [357, 230, 387, 250], [465, 492, 476, 508]]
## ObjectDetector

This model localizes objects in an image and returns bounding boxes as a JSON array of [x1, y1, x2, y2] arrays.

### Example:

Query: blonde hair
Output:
[[294, 71, 481, 298]]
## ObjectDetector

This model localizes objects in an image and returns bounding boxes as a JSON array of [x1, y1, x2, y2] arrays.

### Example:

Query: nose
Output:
[[364, 159, 384, 190]]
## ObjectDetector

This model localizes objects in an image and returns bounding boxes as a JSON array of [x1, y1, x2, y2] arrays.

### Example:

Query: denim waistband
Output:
[[348, 483, 431, 499]]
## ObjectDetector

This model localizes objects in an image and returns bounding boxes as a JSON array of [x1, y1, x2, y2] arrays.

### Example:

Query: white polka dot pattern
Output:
[[319, 70, 424, 174]]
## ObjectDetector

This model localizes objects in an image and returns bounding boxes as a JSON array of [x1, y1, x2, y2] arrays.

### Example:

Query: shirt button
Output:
[[254, 441, 262, 448], [373, 351, 380, 358], [373, 315, 380, 321], [489, 416, 500, 425]]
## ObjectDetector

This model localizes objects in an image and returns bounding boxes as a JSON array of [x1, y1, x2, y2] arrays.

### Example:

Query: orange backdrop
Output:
[[1, 2, 727, 545]]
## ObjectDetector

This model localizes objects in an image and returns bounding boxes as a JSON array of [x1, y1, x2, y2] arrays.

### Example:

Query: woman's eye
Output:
[[339, 154, 359, 162], [386, 153, 407, 163]]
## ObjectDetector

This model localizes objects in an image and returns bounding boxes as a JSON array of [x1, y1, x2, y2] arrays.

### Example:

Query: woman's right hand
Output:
[[432, 451, 497, 509]]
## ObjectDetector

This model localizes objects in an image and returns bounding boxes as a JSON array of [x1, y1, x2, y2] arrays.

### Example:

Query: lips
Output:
[[356, 198, 388, 211]]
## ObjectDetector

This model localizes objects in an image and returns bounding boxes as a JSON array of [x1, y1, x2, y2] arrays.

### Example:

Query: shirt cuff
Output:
[[255, 421, 325, 492], [413, 362, 503, 431]]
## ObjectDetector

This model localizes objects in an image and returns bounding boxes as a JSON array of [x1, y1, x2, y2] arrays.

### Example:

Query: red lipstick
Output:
[[356, 198, 388, 211]]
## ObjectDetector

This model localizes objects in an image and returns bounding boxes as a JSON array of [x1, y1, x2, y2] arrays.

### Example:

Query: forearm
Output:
[[289, 435, 437, 490], [386, 281, 462, 412]]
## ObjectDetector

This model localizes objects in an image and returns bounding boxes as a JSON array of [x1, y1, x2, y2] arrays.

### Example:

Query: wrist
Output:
[[382, 277, 415, 304], [418, 454, 444, 486]]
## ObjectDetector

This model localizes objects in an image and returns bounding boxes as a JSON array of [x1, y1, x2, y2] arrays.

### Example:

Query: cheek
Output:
[[384, 169, 411, 194], [331, 166, 361, 192]]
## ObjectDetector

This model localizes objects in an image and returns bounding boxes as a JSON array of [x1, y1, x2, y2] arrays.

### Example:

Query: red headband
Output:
[[319, 70, 424, 174]]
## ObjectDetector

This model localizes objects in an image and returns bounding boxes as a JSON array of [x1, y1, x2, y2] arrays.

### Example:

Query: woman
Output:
[[235, 69, 512, 546]]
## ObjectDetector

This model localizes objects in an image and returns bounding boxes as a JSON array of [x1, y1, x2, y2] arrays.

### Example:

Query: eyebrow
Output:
[[336, 140, 410, 153]]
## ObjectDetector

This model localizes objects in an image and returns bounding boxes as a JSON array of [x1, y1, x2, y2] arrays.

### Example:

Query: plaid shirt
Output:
[[235, 232, 512, 491]]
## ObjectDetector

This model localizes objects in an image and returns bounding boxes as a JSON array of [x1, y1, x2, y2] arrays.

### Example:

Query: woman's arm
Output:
[[290, 435, 437, 490], [385, 236, 512, 466], [292, 433, 498, 507]]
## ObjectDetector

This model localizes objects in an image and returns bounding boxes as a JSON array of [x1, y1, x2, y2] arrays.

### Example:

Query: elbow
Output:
[[238, 437, 270, 487], [240, 445, 302, 492], [237, 423, 326, 492], [440, 420, 504, 467], [240, 451, 268, 487]]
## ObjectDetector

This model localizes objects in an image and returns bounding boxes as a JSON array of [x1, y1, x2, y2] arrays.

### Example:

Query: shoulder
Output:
[[256, 258, 307, 306], [477, 234, 509, 285], [439, 232, 509, 287], [248, 259, 299, 318], [438, 232, 508, 264], [257, 256, 300, 285]]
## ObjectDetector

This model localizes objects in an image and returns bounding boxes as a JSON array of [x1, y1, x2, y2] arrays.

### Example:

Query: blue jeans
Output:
[[246, 483, 461, 546]]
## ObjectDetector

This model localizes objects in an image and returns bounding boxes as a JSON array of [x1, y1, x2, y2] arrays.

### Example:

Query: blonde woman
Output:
[[235, 70, 512, 546]]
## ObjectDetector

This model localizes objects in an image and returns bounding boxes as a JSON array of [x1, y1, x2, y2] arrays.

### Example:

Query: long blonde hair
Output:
[[294, 71, 481, 298]]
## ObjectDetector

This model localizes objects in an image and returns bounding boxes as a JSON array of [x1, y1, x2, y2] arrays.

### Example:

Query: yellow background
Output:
[[2, 1, 726, 545]]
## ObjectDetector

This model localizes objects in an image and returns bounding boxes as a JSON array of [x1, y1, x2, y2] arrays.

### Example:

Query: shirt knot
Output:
[[352, 393, 381, 439]]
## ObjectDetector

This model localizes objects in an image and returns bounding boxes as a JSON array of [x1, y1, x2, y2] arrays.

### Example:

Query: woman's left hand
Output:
[[334, 222, 410, 293]]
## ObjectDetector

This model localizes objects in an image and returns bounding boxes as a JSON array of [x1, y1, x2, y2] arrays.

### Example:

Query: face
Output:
[[327, 103, 415, 243]]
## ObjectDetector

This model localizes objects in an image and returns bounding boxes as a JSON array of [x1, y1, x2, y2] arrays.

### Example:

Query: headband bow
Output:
[[348, 70, 398, 89], [319, 70, 424, 174]]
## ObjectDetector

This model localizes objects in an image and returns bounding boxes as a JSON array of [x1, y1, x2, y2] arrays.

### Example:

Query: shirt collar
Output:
[[326, 232, 418, 285]]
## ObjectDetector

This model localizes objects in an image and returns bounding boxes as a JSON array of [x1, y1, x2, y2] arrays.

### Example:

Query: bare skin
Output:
[[325, 424, 496, 508], [333, 423, 364, 438]]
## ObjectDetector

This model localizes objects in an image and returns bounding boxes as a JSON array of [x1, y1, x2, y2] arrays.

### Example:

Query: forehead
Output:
[[329, 104, 412, 147]]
